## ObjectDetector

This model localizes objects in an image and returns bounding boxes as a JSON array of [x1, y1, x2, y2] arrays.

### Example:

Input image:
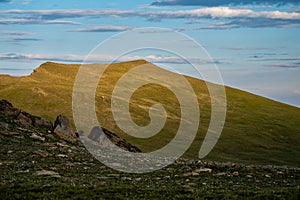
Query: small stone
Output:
[[17, 169, 30, 173], [56, 142, 70, 147], [121, 177, 132, 181], [215, 172, 227, 176], [30, 133, 45, 142], [191, 172, 200, 176], [183, 173, 191, 177], [232, 171, 239, 176], [107, 174, 120, 177], [265, 174, 271, 178], [135, 178, 142, 181], [166, 168, 174, 172], [36, 170, 60, 177], [57, 154, 68, 158], [42, 184, 51, 188], [195, 168, 212, 173]]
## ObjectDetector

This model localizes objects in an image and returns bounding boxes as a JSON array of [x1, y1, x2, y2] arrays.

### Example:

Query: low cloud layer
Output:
[[1, 7, 299, 29], [0, 53, 223, 65], [1, 8, 299, 20], [264, 63, 300, 68], [187, 18, 300, 29], [0, 18, 81, 25], [151, 0, 300, 7], [0, 31, 34, 36]]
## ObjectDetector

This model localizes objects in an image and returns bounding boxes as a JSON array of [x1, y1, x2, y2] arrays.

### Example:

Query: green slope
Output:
[[0, 60, 299, 166]]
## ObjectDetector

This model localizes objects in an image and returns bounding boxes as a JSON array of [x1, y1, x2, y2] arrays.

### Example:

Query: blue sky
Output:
[[0, 0, 300, 107]]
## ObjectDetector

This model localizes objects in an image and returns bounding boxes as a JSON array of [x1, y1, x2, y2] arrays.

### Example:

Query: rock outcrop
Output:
[[0, 99, 141, 152], [86, 126, 141, 153], [53, 115, 77, 143], [0, 99, 53, 131]]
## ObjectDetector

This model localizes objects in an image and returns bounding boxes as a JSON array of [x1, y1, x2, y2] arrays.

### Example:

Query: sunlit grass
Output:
[[0, 60, 299, 166]]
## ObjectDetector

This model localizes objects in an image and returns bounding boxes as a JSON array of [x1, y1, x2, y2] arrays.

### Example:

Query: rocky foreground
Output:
[[0, 100, 299, 199]]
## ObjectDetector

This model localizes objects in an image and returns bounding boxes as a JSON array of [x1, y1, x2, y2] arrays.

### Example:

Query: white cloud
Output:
[[0, 53, 224, 65], [67, 25, 132, 32], [0, 31, 34, 35], [151, 0, 300, 7], [0, 19, 81, 25], [1, 7, 300, 21], [0, 8, 299, 29]]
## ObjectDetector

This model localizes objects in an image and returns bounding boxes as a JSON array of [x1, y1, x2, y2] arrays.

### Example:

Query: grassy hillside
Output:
[[0, 60, 299, 166]]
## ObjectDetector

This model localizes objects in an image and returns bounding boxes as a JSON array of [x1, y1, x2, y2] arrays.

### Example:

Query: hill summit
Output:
[[0, 60, 299, 166]]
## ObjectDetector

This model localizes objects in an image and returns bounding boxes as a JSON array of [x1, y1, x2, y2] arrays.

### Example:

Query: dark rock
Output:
[[0, 100, 52, 130], [17, 113, 32, 127], [53, 115, 77, 142], [19, 111, 52, 130], [33, 117, 53, 130], [86, 126, 142, 153], [88, 126, 111, 147], [0, 99, 20, 117]]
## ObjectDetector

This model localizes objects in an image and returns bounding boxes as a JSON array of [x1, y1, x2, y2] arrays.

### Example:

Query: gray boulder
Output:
[[53, 115, 77, 142]]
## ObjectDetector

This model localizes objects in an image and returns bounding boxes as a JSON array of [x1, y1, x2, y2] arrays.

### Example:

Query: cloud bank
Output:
[[1, 8, 300, 20], [151, 0, 300, 7], [0, 53, 223, 65], [1, 7, 299, 29], [0, 18, 81, 25]]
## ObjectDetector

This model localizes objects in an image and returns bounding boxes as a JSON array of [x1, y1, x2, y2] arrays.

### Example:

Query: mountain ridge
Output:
[[0, 60, 299, 166]]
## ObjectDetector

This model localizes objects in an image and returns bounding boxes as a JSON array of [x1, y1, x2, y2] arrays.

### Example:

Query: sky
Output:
[[0, 0, 300, 107]]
